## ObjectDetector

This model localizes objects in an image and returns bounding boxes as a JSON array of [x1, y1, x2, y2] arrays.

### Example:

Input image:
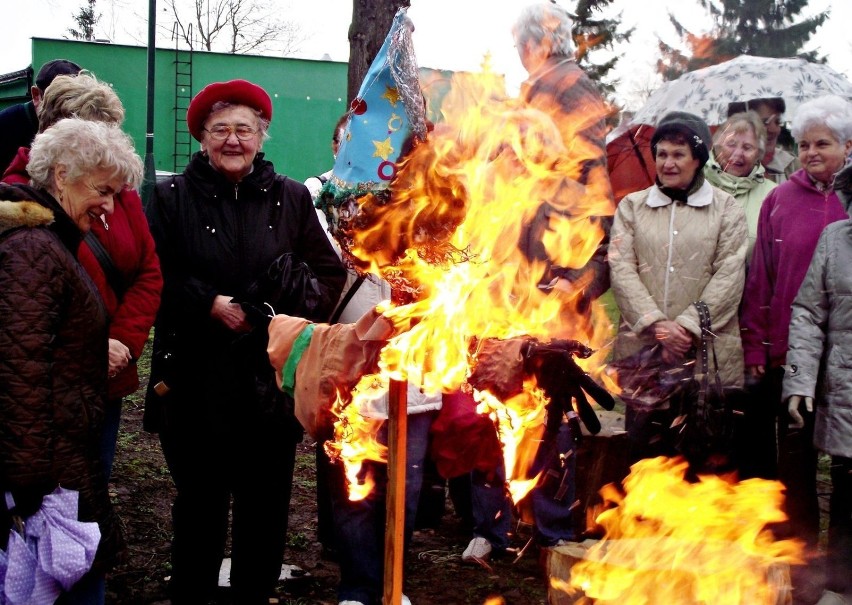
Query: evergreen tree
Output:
[[570, 0, 633, 100], [67, 0, 100, 41], [658, 0, 827, 80]]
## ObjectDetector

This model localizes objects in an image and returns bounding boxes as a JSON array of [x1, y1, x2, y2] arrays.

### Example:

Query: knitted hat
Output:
[[186, 79, 273, 141], [35, 59, 82, 92], [651, 111, 712, 167]]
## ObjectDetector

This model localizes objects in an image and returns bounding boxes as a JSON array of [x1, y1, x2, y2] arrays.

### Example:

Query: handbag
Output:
[[242, 251, 325, 321], [608, 343, 695, 411], [672, 300, 742, 471]]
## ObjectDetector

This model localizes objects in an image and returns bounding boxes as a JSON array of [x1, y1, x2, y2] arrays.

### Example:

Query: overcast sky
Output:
[[3, 0, 851, 110]]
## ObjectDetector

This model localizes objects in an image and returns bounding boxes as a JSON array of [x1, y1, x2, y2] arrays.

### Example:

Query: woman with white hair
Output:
[[740, 94, 852, 599], [0, 118, 143, 603], [2, 72, 163, 490]]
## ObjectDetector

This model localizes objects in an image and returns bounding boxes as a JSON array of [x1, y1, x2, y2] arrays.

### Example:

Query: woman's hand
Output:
[[746, 364, 765, 377], [211, 295, 251, 333], [108, 338, 132, 378], [787, 395, 814, 429], [652, 320, 692, 361]]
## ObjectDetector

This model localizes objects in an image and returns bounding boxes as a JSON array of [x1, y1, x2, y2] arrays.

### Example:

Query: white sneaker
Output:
[[462, 536, 492, 562], [816, 591, 849, 605]]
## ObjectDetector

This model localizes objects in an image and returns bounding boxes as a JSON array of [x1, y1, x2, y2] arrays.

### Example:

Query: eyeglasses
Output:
[[204, 125, 258, 141], [762, 115, 782, 128]]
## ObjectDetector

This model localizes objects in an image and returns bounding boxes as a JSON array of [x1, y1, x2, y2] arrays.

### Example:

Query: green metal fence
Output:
[[1, 38, 348, 182]]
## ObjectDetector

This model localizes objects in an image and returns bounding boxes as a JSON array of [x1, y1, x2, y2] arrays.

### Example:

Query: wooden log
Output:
[[383, 378, 407, 605], [544, 539, 598, 604], [572, 409, 630, 538]]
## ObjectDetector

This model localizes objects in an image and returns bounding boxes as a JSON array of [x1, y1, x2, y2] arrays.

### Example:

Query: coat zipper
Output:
[[662, 203, 677, 316]]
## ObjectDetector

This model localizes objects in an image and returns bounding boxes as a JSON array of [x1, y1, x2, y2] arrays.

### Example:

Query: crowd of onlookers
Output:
[[0, 2, 851, 605]]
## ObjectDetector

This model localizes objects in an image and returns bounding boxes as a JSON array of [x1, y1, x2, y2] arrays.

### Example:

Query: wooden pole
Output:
[[383, 378, 407, 605]]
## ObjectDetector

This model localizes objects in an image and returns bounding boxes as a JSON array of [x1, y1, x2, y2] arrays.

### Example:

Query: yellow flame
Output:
[[565, 457, 803, 604]]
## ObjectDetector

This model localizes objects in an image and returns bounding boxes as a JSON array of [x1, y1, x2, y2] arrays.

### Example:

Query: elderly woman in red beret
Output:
[[145, 79, 345, 604]]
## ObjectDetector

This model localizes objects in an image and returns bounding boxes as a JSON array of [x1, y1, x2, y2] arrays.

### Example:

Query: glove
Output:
[[525, 341, 609, 435], [788, 395, 814, 429], [468, 338, 528, 400]]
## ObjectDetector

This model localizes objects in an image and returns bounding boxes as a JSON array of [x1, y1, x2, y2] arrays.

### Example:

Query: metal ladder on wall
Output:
[[172, 22, 194, 173]]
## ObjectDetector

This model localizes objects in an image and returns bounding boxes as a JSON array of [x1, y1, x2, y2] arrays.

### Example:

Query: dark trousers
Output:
[[828, 456, 852, 594], [315, 424, 347, 555], [769, 368, 821, 547], [160, 407, 300, 605], [735, 373, 778, 480]]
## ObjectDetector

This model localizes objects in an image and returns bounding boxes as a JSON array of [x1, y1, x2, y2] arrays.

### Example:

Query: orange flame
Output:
[[564, 457, 803, 604], [331, 67, 615, 501]]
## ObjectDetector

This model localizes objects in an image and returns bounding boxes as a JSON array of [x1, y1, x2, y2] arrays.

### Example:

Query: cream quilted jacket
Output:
[[608, 181, 748, 386]]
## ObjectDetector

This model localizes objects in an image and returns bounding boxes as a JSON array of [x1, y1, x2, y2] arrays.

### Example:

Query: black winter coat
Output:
[[145, 152, 346, 432], [0, 184, 123, 569]]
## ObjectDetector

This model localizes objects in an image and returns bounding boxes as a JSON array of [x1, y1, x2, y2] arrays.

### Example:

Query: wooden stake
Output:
[[383, 378, 407, 605]]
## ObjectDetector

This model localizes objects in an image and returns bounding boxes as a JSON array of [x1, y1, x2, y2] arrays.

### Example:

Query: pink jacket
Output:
[[740, 169, 848, 368]]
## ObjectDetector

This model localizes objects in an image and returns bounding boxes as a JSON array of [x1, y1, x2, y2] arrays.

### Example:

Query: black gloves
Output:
[[524, 339, 615, 436]]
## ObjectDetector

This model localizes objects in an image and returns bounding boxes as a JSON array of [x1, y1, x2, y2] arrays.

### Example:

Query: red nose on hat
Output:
[[186, 79, 273, 141]]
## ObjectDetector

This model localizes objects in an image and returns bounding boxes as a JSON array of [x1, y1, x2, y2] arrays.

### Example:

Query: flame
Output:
[[324, 376, 387, 501], [564, 457, 803, 604], [330, 67, 615, 501]]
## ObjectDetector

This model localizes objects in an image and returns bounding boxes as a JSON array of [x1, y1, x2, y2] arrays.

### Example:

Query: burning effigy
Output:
[[303, 11, 617, 501], [267, 5, 805, 603]]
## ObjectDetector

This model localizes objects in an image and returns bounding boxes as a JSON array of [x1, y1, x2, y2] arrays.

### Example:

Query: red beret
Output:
[[186, 79, 273, 141]]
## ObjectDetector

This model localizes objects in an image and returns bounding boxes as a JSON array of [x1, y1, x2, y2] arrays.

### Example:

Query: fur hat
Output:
[[186, 79, 272, 141], [651, 111, 712, 167]]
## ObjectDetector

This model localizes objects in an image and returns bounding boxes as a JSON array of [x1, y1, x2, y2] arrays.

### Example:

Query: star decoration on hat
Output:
[[372, 137, 395, 160], [382, 85, 401, 107]]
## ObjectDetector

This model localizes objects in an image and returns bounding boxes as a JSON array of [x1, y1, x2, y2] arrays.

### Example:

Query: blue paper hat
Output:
[[324, 8, 427, 200]]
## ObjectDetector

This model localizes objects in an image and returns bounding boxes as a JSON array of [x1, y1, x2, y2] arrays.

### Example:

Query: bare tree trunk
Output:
[[347, 0, 410, 103]]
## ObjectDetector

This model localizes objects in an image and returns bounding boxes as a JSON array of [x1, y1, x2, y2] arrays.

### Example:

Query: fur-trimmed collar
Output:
[[0, 199, 54, 236]]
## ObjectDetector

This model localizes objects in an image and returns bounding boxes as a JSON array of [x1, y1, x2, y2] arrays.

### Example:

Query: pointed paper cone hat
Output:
[[320, 8, 427, 205]]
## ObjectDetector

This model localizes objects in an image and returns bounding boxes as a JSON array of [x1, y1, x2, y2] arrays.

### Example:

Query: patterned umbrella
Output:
[[629, 55, 852, 128], [606, 55, 852, 202]]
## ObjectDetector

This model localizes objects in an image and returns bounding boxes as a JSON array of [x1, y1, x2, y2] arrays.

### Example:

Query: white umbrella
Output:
[[629, 55, 852, 127]]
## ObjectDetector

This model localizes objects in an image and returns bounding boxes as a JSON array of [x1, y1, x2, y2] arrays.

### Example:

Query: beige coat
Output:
[[608, 181, 747, 387]]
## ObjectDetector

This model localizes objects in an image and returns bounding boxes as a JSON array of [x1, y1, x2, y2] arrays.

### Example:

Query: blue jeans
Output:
[[99, 398, 122, 480], [471, 422, 576, 549], [333, 411, 435, 605]]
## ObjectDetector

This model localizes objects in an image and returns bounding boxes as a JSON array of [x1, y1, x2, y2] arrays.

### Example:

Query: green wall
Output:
[[6, 38, 348, 181]]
